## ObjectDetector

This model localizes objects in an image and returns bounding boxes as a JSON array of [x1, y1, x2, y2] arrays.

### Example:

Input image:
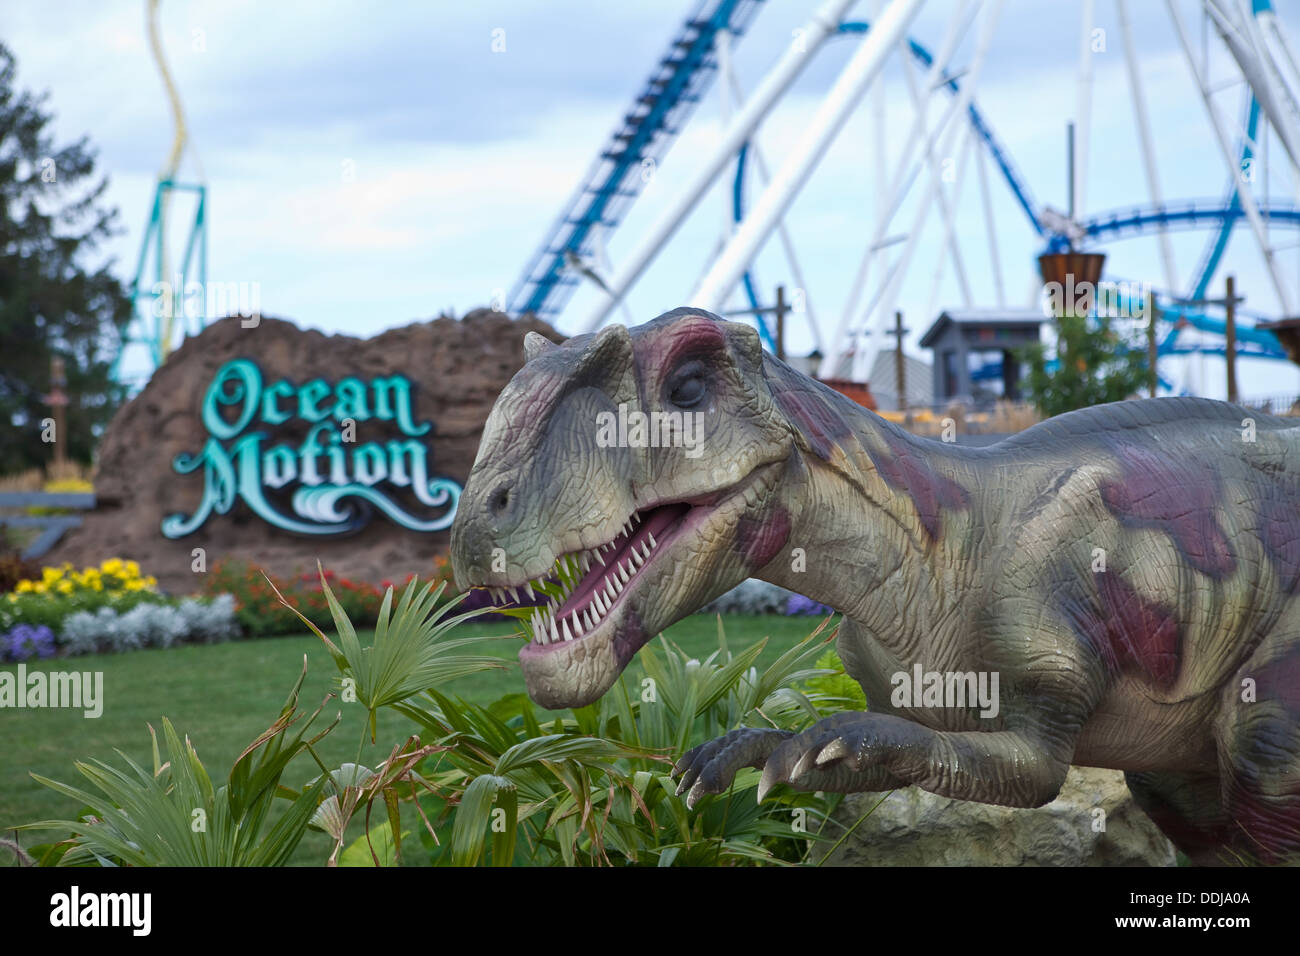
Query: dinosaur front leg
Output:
[[671, 714, 908, 808], [672, 727, 794, 808], [759, 711, 1074, 809]]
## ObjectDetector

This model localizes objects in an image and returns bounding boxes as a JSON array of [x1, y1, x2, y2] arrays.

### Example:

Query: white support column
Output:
[[975, 138, 1006, 307], [1207, 0, 1300, 171], [1117, 0, 1178, 291], [1167, 0, 1294, 313], [578, 0, 863, 333], [821, 1, 977, 376], [717, 27, 734, 243], [691, 0, 929, 311], [900, 49, 974, 309], [853, 0, 1003, 380], [924, 128, 978, 322], [1074, 0, 1096, 218], [723, 62, 824, 350], [1257, 4, 1300, 101]]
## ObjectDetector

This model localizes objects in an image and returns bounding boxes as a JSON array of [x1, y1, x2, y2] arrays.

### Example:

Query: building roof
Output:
[[918, 308, 1047, 348], [865, 351, 932, 410]]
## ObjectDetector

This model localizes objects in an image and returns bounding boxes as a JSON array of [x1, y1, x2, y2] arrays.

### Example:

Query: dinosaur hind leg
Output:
[[1213, 623, 1300, 865], [1124, 769, 1231, 865]]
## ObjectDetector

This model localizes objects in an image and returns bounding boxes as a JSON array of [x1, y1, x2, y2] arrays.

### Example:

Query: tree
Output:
[[1018, 311, 1150, 419], [0, 42, 132, 475]]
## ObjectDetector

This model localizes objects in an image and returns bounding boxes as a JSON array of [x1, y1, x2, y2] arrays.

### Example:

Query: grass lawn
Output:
[[0, 613, 832, 866]]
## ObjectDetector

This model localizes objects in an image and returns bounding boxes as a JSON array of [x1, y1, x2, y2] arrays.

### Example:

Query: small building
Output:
[[918, 308, 1046, 407]]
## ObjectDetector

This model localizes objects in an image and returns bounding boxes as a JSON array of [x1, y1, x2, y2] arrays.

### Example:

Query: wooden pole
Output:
[[49, 357, 68, 466], [894, 310, 906, 413], [775, 285, 786, 361], [1146, 291, 1158, 398], [1225, 274, 1238, 403]]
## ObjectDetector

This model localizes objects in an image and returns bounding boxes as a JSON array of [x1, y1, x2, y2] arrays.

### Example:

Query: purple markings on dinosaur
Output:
[[867, 431, 971, 541], [1099, 442, 1236, 580], [735, 506, 791, 571], [1095, 572, 1182, 689], [657, 318, 727, 371], [772, 385, 851, 462]]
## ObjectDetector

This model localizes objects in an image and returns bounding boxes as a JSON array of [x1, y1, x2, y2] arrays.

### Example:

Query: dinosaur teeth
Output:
[[647, 532, 657, 549], [562, 617, 572, 642]]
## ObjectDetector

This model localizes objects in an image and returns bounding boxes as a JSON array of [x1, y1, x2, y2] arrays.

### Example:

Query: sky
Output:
[[6, 0, 1300, 401]]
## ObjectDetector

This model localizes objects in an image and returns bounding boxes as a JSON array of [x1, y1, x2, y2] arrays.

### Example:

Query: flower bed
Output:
[[1, 558, 239, 660]]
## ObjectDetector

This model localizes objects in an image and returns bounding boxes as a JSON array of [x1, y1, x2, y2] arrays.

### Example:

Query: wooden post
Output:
[[1225, 274, 1238, 403], [48, 357, 68, 466], [894, 310, 906, 414], [775, 285, 786, 361], [1146, 291, 1158, 398]]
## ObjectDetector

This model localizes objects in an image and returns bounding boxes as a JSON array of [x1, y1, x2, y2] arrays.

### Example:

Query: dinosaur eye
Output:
[[667, 362, 707, 409]]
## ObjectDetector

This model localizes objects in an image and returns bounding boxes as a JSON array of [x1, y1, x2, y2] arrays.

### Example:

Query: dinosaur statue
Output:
[[450, 308, 1300, 865]]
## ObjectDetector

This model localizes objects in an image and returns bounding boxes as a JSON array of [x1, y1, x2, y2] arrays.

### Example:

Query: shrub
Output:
[[700, 579, 795, 615], [57, 595, 241, 657], [3, 623, 55, 661], [1, 587, 166, 634], [786, 593, 834, 616], [0, 554, 41, 593], [10, 558, 157, 598], [202, 559, 386, 637]]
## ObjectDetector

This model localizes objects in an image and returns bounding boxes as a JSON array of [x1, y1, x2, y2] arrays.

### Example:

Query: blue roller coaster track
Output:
[[507, 0, 765, 321]]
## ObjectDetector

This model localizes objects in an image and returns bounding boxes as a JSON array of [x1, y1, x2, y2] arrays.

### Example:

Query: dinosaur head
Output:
[[451, 308, 796, 708]]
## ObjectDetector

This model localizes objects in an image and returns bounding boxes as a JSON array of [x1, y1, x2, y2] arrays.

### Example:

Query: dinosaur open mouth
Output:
[[485, 502, 691, 653]]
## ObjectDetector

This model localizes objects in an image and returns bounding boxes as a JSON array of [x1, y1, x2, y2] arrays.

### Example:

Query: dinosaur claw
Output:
[[790, 749, 819, 782], [816, 738, 849, 766], [756, 766, 779, 803]]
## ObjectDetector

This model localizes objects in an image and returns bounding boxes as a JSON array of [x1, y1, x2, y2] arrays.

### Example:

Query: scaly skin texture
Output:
[[451, 308, 1300, 865]]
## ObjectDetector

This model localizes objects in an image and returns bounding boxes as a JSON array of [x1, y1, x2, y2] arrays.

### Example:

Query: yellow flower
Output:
[[42, 567, 62, 584], [56, 580, 74, 595], [102, 558, 124, 574], [125, 560, 141, 577], [15, 580, 33, 593]]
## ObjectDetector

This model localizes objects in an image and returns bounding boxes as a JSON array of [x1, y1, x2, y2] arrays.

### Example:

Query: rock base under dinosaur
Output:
[[816, 766, 1176, 866]]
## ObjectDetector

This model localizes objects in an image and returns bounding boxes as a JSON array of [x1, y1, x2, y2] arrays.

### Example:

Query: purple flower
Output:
[[785, 593, 834, 617], [5, 624, 56, 661]]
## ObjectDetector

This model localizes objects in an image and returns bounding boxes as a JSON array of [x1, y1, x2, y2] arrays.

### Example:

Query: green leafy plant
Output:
[[1019, 312, 1149, 417], [801, 648, 868, 713], [398, 615, 848, 866], [19, 657, 335, 866]]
